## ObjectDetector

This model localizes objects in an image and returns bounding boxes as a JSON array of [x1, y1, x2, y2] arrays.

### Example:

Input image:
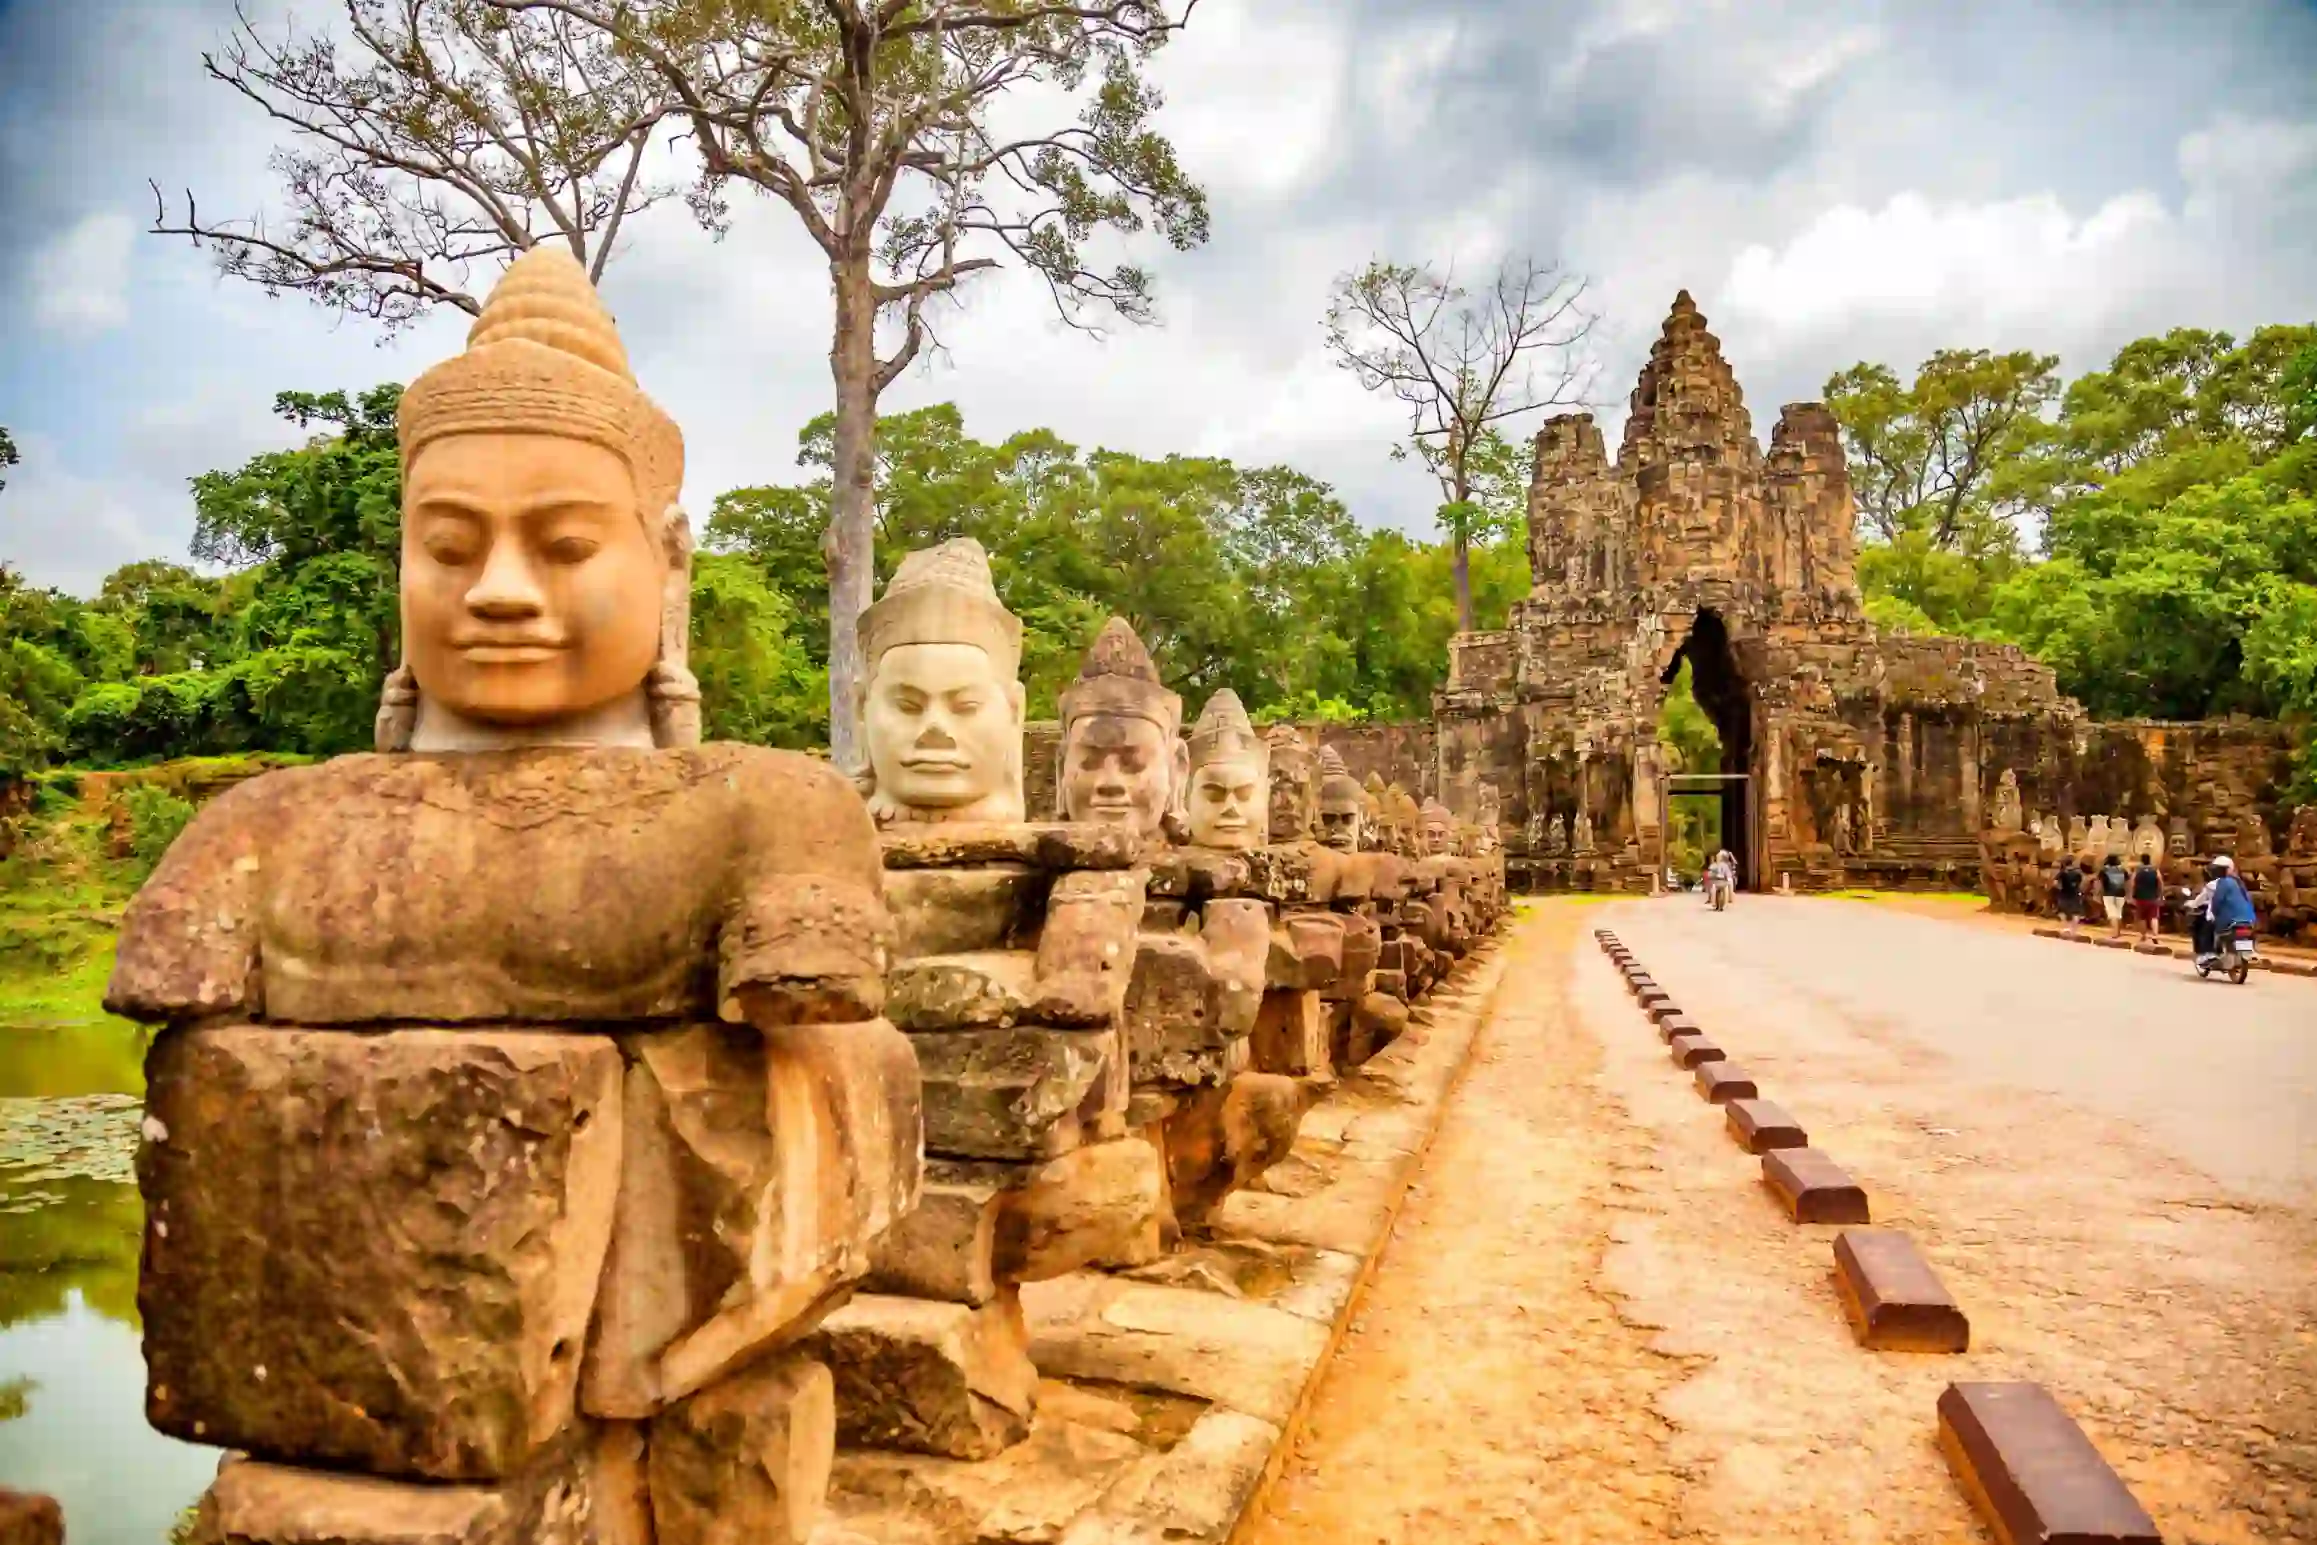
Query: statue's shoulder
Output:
[[106, 760, 338, 1023]]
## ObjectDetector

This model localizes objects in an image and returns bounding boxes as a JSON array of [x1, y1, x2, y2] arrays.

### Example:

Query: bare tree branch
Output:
[[1324, 254, 1599, 629], [152, 0, 681, 332]]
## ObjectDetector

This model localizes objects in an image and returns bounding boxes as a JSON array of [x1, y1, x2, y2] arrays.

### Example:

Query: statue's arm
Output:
[[715, 752, 896, 1029], [104, 778, 275, 1022]]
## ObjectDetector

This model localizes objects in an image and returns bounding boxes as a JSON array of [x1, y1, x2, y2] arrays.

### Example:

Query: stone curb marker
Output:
[[1938, 1382, 2161, 1545], [1833, 1228, 1969, 1352]]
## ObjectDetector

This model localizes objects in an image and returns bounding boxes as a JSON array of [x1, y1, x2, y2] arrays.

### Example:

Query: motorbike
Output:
[[2196, 920, 2257, 985]]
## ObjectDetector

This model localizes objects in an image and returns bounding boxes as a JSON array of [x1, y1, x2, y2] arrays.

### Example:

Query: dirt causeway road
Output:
[[1240, 896, 2317, 1545]]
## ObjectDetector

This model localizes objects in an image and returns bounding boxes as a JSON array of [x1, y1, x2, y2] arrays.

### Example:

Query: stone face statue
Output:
[[2131, 815, 2165, 861], [1316, 745, 1364, 853], [107, 248, 920, 1525], [1547, 813, 1568, 856], [1185, 689, 1267, 850], [858, 537, 1027, 826], [1474, 783, 1503, 855], [1572, 810, 1595, 855], [1360, 772, 1390, 852], [1384, 786, 1423, 859], [2168, 816, 2193, 857], [1264, 724, 1319, 844], [1056, 615, 1184, 840], [1992, 769, 2023, 834], [1419, 798, 1455, 857], [376, 247, 699, 753], [2066, 814, 2088, 856], [2083, 814, 2112, 862], [2036, 813, 2063, 855]]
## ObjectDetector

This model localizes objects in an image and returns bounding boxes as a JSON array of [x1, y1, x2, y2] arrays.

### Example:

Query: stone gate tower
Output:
[[1436, 291, 2083, 891]]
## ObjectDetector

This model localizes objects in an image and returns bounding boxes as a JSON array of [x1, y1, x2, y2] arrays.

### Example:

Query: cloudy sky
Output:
[[3, 0, 2315, 595]]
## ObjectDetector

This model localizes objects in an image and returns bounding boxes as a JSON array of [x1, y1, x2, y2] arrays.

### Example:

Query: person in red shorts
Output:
[[2130, 853, 2165, 941]]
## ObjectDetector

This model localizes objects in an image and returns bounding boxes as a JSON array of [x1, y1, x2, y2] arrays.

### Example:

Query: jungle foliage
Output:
[[0, 394, 1523, 779], [1829, 324, 2317, 797]]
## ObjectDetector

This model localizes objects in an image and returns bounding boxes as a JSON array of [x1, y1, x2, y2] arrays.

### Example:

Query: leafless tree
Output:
[[1324, 257, 1596, 631], [151, 0, 679, 329], [491, 0, 1209, 770]]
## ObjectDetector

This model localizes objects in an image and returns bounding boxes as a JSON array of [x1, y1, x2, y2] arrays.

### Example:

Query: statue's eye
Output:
[[948, 695, 983, 716], [892, 689, 927, 713], [544, 535, 600, 565]]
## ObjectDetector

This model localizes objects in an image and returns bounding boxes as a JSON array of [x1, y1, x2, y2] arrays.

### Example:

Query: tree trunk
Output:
[[1450, 463, 1475, 633], [824, 260, 881, 773]]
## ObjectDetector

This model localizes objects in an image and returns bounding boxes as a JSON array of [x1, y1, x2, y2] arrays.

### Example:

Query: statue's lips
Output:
[[455, 641, 567, 664], [900, 756, 971, 772]]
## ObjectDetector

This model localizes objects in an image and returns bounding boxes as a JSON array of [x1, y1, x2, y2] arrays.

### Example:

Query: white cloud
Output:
[[27, 211, 135, 333], [0, 431, 171, 595]]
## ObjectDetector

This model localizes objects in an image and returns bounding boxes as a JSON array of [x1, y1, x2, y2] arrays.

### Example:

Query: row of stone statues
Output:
[[108, 248, 1507, 1545]]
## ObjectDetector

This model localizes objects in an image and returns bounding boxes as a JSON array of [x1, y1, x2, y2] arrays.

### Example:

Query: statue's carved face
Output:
[[1061, 714, 1175, 836], [1318, 802, 1361, 853], [1266, 746, 1315, 841], [402, 434, 661, 725], [864, 641, 1021, 810], [1188, 753, 1264, 849], [1423, 816, 1454, 856]]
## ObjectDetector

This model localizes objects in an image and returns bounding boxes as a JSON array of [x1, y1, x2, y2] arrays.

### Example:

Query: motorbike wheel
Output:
[[2226, 953, 2250, 985]]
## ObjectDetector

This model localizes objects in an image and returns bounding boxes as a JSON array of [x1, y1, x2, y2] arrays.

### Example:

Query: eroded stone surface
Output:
[[805, 1293, 1039, 1461], [914, 1026, 1120, 1162], [141, 1027, 621, 1481], [649, 1354, 834, 1545]]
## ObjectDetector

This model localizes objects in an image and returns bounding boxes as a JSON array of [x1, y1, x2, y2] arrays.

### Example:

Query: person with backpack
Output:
[[2130, 853, 2164, 942], [2096, 853, 2131, 938], [2053, 855, 2086, 938]]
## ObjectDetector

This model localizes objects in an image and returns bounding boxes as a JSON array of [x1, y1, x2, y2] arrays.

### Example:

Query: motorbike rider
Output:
[[2206, 855, 2256, 956], [1705, 848, 1736, 908]]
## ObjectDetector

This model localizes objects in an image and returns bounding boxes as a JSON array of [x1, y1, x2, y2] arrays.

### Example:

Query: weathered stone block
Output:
[[1692, 1060, 1757, 1103], [1325, 914, 1383, 1002], [993, 1136, 1169, 1279], [1761, 1147, 1868, 1223], [915, 1025, 1119, 1161], [803, 1292, 1037, 1461], [1162, 1074, 1313, 1229], [1199, 899, 1271, 1038], [193, 1428, 648, 1545], [1031, 869, 1147, 1026], [863, 1176, 1003, 1307], [1124, 935, 1228, 1083], [878, 823, 1140, 872], [587, 1020, 920, 1416], [1266, 914, 1346, 991], [1936, 1382, 2158, 1545], [1347, 991, 1409, 1066], [885, 951, 1037, 1031], [141, 1027, 621, 1481], [882, 865, 1044, 957], [1250, 989, 1330, 1080], [1833, 1228, 1968, 1351], [649, 1354, 834, 1545]]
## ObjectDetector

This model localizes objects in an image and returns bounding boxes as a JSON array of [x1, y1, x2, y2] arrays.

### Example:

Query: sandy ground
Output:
[[1239, 896, 2317, 1545]]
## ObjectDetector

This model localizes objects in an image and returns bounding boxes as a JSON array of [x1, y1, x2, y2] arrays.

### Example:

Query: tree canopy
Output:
[[1834, 323, 2317, 800], [0, 390, 1520, 779]]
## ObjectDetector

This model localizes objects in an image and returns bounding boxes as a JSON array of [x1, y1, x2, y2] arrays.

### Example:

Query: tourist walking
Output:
[[2131, 853, 2164, 942], [2097, 853, 2131, 938], [2054, 855, 2086, 938]]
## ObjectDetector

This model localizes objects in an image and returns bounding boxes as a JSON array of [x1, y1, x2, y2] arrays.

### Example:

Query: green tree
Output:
[[1823, 347, 2059, 552], [0, 426, 16, 493]]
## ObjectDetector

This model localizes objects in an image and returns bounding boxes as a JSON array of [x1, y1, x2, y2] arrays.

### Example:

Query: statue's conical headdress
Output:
[[1421, 798, 1452, 824], [860, 537, 1023, 682], [1188, 689, 1263, 770], [1318, 744, 1363, 810], [1058, 616, 1178, 735], [397, 246, 682, 537]]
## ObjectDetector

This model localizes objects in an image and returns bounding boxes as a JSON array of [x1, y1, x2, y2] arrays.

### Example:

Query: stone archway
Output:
[[1659, 609, 1760, 887]]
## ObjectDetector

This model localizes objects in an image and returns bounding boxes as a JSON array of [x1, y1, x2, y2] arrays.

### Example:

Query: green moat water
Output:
[[0, 1023, 216, 1543]]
